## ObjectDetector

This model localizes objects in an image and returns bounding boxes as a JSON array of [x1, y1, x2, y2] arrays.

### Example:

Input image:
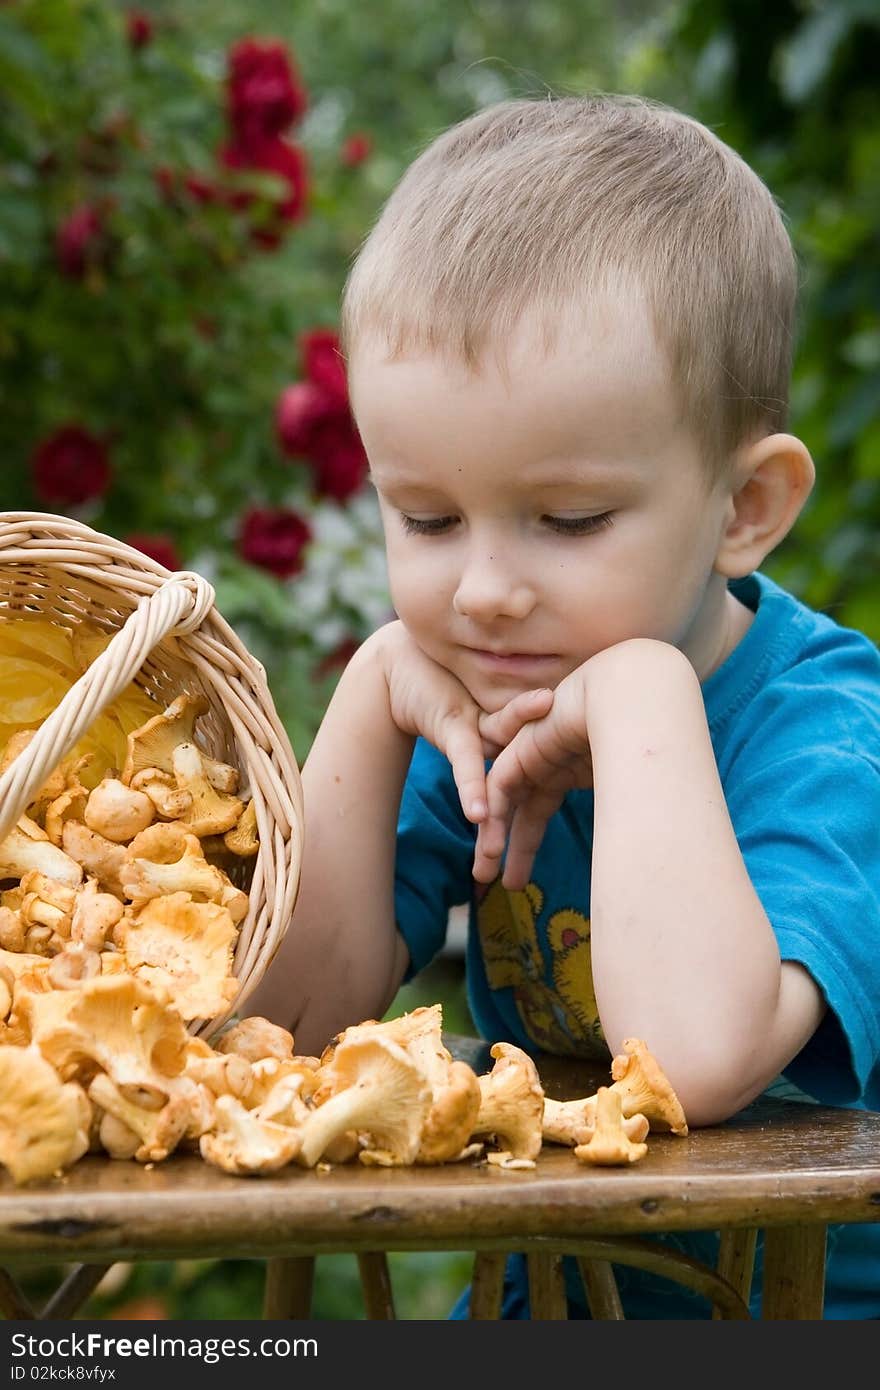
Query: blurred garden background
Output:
[[2, 0, 878, 1320]]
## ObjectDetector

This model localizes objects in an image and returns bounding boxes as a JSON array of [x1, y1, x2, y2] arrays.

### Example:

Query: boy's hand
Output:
[[377, 622, 553, 826], [474, 666, 593, 887]]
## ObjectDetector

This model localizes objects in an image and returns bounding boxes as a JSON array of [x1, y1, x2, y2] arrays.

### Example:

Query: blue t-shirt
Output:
[[394, 572, 880, 1318]]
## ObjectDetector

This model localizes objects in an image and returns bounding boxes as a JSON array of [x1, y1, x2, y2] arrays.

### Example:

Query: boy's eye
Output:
[[543, 512, 614, 536], [399, 513, 457, 535]]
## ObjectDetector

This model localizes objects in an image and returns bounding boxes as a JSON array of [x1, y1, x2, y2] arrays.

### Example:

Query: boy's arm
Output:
[[477, 638, 826, 1126], [244, 624, 417, 1055]]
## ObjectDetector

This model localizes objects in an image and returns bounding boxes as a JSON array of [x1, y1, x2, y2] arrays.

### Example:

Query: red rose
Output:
[[31, 425, 111, 506], [301, 329, 348, 407], [275, 381, 334, 457], [340, 133, 373, 168], [124, 533, 181, 572], [220, 136, 308, 244], [237, 506, 311, 578], [126, 11, 153, 49], [227, 38, 307, 145], [306, 419, 369, 502], [55, 204, 103, 278]]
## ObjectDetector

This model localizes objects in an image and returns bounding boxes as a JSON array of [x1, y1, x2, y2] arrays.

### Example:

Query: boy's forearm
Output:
[[245, 628, 413, 1055], [584, 639, 822, 1125]]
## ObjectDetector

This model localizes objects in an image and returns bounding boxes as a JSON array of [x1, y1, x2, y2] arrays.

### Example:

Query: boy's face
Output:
[[350, 298, 739, 713]]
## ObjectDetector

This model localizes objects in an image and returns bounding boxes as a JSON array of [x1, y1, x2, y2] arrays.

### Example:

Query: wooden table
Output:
[[1, 1038, 879, 1321]]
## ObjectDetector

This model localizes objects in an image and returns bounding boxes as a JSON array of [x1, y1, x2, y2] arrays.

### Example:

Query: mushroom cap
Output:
[[84, 777, 155, 844], [0, 1045, 90, 1183], [472, 1042, 545, 1161], [121, 823, 228, 908], [24, 973, 189, 1091], [170, 743, 243, 838], [121, 693, 209, 785], [610, 1037, 688, 1135], [120, 891, 238, 1022], [214, 1016, 295, 1064], [223, 799, 259, 858]]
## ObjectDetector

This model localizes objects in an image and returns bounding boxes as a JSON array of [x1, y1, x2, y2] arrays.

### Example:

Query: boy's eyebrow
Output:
[[368, 460, 645, 488]]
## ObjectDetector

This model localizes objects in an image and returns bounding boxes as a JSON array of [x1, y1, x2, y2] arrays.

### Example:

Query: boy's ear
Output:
[[714, 433, 815, 579]]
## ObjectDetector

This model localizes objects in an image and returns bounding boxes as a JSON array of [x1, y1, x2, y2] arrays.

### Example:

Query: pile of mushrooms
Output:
[[0, 955, 686, 1181], [0, 692, 257, 1022]]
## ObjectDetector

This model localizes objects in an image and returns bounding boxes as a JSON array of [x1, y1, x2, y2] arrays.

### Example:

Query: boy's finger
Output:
[[445, 725, 489, 822], [478, 688, 552, 750]]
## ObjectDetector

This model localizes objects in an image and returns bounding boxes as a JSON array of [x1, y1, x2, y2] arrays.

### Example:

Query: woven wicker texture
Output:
[[0, 511, 303, 1037]]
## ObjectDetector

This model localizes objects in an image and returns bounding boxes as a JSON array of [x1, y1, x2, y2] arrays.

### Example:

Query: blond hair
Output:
[[341, 95, 798, 475]]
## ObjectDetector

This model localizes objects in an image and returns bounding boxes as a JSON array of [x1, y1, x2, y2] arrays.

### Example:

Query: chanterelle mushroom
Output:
[[297, 1033, 432, 1168], [215, 1016, 295, 1064], [609, 1038, 688, 1135], [0, 1045, 90, 1183], [574, 1086, 649, 1166], [122, 693, 241, 795], [0, 816, 83, 889], [171, 743, 243, 838], [84, 776, 155, 844], [120, 891, 239, 1022], [23, 973, 189, 1093], [200, 1094, 302, 1175], [362, 1006, 482, 1165], [542, 1094, 649, 1147], [471, 1042, 544, 1164]]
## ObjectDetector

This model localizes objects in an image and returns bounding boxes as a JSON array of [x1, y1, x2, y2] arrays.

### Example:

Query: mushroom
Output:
[[121, 823, 228, 907], [184, 1035, 253, 1101], [0, 816, 83, 888], [542, 1094, 649, 1147], [0, 904, 26, 953], [199, 1094, 302, 1175], [471, 1042, 545, 1165], [609, 1038, 688, 1135], [129, 768, 193, 822], [214, 1016, 295, 1064], [84, 777, 155, 843], [223, 799, 259, 857], [88, 1071, 209, 1163], [61, 821, 127, 899], [170, 743, 243, 838], [297, 1033, 432, 1169], [0, 1045, 91, 1183], [362, 1006, 482, 1165], [119, 891, 238, 1022], [44, 762, 91, 846], [574, 1086, 649, 1166], [70, 878, 125, 951], [122, 694, 240, 794], [23, 973, 189, 1093], [47, 943, 102, 990], [19, 871, 78, 944]]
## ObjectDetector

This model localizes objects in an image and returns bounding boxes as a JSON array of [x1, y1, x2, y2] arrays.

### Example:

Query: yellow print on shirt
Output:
[[476, 879, 607, 1058]]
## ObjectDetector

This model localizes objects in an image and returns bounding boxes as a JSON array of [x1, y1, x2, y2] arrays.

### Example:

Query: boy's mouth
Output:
[[466, 647, 560, 675]]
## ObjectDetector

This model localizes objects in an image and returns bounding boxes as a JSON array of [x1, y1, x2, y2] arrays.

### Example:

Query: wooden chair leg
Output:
[[357, 1252, 396, 1319], [762, 1225, 826, 1319], [714, 1229, 757, 1319], [576, 1258, 624, 1319], [41, 1264, 114, 1319], [0, 1267, 35, 1320], [263, 1257, 315, 1318], [469, 1253, 506, 1319], [527, 1252, 568, 1319]]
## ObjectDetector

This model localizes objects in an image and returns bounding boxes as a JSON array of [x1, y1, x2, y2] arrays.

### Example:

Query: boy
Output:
[[249, 95, 880, 1317]]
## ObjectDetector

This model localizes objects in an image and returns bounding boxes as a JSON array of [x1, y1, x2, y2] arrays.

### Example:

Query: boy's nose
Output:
[[452, 551, 536, 621]]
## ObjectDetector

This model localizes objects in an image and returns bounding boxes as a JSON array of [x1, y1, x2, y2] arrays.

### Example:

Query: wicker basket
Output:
[[0, 511, 304, 1037]]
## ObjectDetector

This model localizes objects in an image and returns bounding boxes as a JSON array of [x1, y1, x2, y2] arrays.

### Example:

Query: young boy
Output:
[[249, 95, 880, 1318]]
